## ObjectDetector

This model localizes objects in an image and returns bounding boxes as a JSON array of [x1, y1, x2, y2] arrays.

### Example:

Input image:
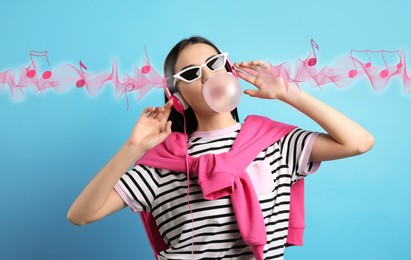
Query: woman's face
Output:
[[174, 43, 228, 115]]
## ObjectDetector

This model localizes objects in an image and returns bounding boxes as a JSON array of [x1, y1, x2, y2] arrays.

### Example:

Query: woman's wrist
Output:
[[277, 83, 303, 104], [123, 140, 146, 160]]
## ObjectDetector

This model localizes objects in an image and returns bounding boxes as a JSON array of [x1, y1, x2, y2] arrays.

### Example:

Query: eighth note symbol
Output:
[[365, 51, 372, 68], [394, 50, 403, 74], [76, 61, 87, 88], [348, 50, 359, 78], [141, 46, 151, 74], [380, 51, 389, 78], [307, 39, 319, 67], [26, 50, 52, 79], [379, 50, 403, 79]]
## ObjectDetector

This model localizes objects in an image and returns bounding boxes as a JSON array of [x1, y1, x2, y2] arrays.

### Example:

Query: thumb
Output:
[[244, 89, 259, 97], [164, 120, 172, 134]]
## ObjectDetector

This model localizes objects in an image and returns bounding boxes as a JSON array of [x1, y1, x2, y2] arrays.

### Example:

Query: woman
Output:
[[67, 36, 374, 259]]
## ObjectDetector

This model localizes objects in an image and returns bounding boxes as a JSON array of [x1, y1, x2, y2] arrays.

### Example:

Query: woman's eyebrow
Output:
[[179, 54, 217, 71]]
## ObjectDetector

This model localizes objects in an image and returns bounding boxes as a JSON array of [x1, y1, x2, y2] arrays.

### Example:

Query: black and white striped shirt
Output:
[[114, 122, 321, 259]]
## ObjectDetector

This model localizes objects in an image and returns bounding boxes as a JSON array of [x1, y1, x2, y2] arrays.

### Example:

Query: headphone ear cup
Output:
[[163, 79, 189, 114], [171, 92, 189, 114]]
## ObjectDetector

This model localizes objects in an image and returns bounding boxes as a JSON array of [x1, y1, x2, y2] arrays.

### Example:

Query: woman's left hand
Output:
[[234, 60, 287, 100]]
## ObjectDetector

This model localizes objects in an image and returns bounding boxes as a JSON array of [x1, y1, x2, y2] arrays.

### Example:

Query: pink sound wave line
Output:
[[266, 39, 410, 94], [0, 48, 164, 110], [0, 42, 410, 108]]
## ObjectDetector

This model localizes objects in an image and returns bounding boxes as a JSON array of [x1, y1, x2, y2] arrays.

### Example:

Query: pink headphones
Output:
[[163, 50, 238, 114]]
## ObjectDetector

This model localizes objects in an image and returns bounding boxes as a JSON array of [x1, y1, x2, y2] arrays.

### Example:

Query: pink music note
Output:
[[76, 61, 87, 88], [379, 50, 403, 78], [365, 51, 372, 68], [141, 46, 151, 74], [26, 50, 52, 79], [379, 51, 389, 78], [348, 50, 371, 79], [348, 50, 359, 78], [307, 38, 319, 66], [348, 50, 375, 78], [395, 50, 403, 73], [364, 50, 403, 92]]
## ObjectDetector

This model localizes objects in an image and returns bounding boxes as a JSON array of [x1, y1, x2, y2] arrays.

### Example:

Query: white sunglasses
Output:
[[173, 52, 228, 85]]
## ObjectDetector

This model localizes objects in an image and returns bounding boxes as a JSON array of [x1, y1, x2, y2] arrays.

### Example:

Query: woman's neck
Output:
[[195, 112, 237, 131]]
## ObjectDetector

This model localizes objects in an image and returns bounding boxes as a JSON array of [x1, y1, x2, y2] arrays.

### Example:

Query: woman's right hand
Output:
[[127, 99, 174, 152]]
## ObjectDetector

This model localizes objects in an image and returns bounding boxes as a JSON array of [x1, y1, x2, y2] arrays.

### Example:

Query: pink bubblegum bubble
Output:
[[203, 73, 241, 113]]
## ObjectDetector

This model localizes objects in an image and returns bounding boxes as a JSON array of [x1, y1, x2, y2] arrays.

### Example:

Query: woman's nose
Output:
[[201, 66, 213, 84]]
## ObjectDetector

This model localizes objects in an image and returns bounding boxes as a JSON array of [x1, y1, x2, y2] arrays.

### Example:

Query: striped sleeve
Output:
[[113, 164, 159, 213], [278, 128, 322, 182]]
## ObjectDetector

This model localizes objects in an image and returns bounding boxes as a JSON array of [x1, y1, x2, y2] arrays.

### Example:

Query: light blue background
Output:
[[1, 0, 410, 259]]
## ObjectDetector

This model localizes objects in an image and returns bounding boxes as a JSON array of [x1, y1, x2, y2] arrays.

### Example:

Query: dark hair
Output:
[[163, 36, 239, 134]]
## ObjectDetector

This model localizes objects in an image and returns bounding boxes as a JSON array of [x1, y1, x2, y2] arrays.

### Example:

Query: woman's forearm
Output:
[[67, 142, 144, 225], [279, 83, 374, 152]]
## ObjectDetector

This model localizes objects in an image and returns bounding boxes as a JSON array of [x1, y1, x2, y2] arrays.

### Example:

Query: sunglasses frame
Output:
[[173, 52, 229, 85]]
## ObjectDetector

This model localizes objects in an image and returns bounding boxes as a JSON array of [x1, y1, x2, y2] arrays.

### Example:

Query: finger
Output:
[[251, 60, 271, 73], [235, 62, 258, 74], [236, 61, 261, 72], [235, 66, 258, 77], [142, 107, 155, 117], [251, 60, 269, 68], [156, 98, 174, 122], [164, 98, 173, 109], [164, 120, 172, 134], [160, 99, 173, 122], [237, 61, 259, 68], [236, 70, 260, 89], [162, 105, 172, 121], [154, 106, 166, 122], [238, 61, 271, 76], [148, 107, 160, 119]]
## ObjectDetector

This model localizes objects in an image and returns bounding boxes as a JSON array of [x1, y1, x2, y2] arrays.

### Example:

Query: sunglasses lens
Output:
[[207, 55, 226, 71], [180, 68, 201, 81]]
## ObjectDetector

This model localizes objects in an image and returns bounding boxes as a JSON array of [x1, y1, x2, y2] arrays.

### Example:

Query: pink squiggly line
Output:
[[1, 42, 410, 110], [267, 43, 410, 94], [0, 54, 164, 110]]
